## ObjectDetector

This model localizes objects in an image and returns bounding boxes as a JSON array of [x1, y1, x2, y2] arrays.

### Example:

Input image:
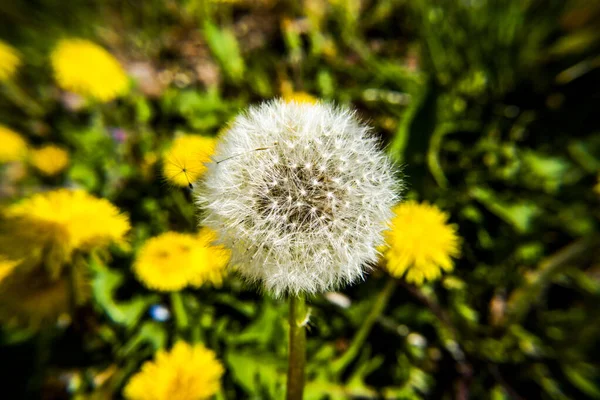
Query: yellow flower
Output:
[[163, 135, 216, 188], [51, 39, 128, 102], [0, 40, 21, 81], [382, 201, 460, 285], [29, 145, 70, 176], [283, 91, 318, 104], [3, 189, 130, 274], [189, 228, 230, 288], [133, 229, 229, 292], [124, 341, 224, 400], [0, 125, 28, 163]]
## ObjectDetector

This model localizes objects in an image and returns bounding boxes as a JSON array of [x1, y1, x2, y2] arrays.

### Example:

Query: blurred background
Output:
[[0, 0, 599, 399]]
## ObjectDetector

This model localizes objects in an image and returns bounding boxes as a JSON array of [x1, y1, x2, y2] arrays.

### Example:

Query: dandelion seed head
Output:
[[196, 100, 400, 297]]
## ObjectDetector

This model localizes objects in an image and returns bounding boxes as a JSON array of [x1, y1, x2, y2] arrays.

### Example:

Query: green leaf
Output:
[[134, 96, 153, 123], [389, 82, 436, 166], [549, 29, 600, 57], [225, 350, 284, 399], [119, 321, 167, 357], [90, 258, 157, 329], [563, 364, 600, 399], [204, 21, 245, 83], [471, 187, 541, 233], [521, 150, 575, 193], [229, 301, 285, 349]]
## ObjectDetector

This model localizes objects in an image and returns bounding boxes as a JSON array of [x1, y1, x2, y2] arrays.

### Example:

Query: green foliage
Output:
[[0, 0, 599, 399]]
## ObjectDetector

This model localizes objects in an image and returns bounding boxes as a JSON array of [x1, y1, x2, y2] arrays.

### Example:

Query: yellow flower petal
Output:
[[51, 39, 128, 102], [283, 91, 318, 104], [0, 125, 28, 163], [124, 341, 224, 400], [133, 229, 229, 292], [382, 201, 461, 285], [163, 135, 216, 187], [3, 189, 130, 273], [29, 145, 70, 176]]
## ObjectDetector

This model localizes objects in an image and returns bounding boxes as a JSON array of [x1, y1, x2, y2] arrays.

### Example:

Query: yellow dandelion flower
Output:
[[283, 91, 318, 104], [189, 227, 230, 288], [51, 39, 129, 102], [30, 145, 70, 176], [0, 125, 28, 163], [133, 229, 229, 292], [4, 189, 130, 273], [0, 40, 21, 81], [134, 232, 202, 291], [382, 201, 460, 285], [124, 341, 224, 400], [163, 135, 216, 188]]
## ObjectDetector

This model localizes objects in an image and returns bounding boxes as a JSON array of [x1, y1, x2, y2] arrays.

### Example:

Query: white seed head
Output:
[[195, 99, 400, 297]]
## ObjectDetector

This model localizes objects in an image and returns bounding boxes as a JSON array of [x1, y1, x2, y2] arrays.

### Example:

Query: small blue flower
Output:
[[149, 304, 170, 322]]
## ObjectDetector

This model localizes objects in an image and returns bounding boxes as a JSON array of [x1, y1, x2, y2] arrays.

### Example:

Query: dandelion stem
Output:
[[68, 262, 81, 328], [331, 277, 396, 377], [172, 190, 195, 228], [505, 236, 598, 327], [170, 291, 189, 330], [2, 80, 44, 117], [287, 295, 307, 400]]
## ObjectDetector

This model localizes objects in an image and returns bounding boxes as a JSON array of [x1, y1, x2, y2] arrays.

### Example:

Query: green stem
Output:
[[506, 236, 598, 326], [30, 328, 52, 398], [172, 190, 194, 228], [68, 261, 83, 321], [287, 295, 307, 400], [2, 80, 44, 117], [331, 278, 396, 376], [170, 291, 189, 330]]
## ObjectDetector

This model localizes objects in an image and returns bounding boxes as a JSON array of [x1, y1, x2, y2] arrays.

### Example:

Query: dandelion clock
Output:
[[195, 99, 400, 399]]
